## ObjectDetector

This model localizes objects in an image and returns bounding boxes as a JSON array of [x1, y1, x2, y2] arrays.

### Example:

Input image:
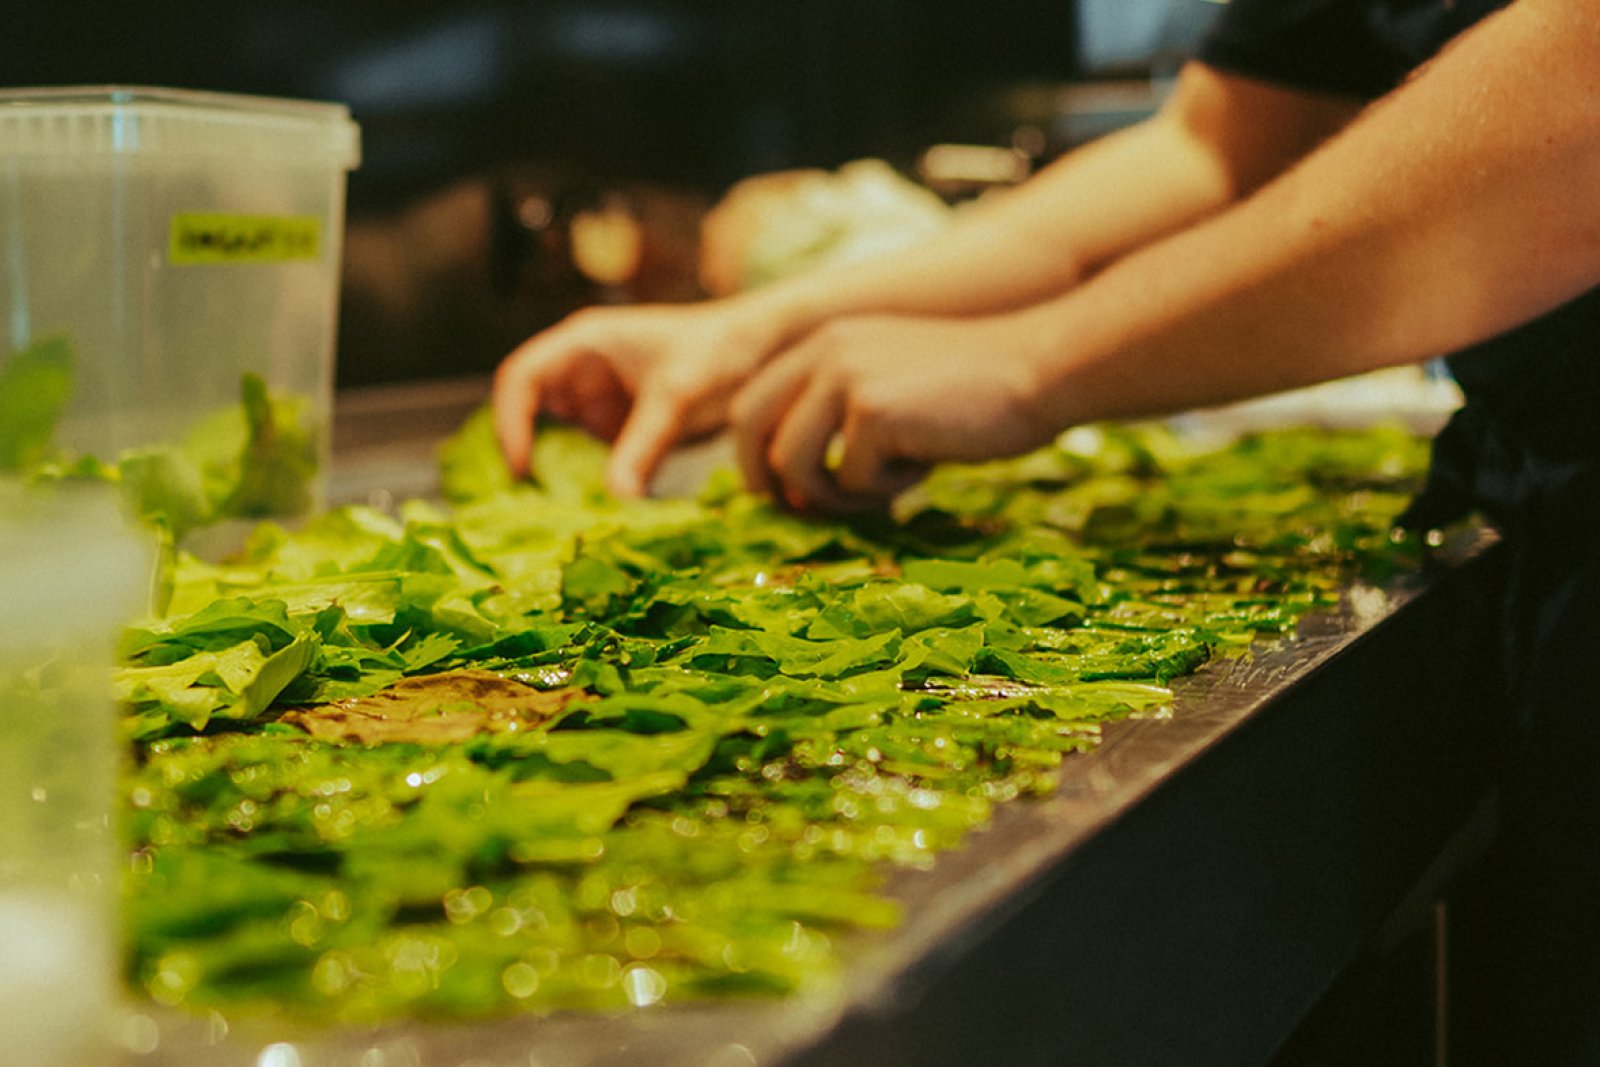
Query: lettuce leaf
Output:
[[0, 335, 75, 471]]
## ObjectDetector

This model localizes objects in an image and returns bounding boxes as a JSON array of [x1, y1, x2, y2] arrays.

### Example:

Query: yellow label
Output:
[[168, 214, 322, 265]]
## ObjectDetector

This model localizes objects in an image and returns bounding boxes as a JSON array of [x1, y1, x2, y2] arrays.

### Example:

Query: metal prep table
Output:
[[123, 378, 1506, 1067]]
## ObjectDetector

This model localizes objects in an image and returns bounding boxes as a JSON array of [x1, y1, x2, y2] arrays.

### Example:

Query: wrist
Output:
[[722, 275, 836, 353], [997, 300, 1097, 434]]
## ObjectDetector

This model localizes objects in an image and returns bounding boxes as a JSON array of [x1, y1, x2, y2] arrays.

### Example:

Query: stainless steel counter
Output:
[[327, 376, 492, 508], [126, 385, 1506, 1067]]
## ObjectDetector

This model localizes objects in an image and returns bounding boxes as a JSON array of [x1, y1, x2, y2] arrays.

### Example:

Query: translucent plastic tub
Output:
[[0, 485, 153, 1067], [0, 87, 360, 535]]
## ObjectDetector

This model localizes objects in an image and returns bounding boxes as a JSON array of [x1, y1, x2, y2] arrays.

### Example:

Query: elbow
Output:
[[1162, 62, 1365, 201]]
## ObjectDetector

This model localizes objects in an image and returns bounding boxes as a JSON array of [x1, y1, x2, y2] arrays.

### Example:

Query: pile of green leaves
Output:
[[121, 411, 1431, 1023]]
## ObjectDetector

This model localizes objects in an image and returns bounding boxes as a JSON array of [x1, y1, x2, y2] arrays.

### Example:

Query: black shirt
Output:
[[1198, 0, 1511, 101], [1198, 0, 1600, 545]]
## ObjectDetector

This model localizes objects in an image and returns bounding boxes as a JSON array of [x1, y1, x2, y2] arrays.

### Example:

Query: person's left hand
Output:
[[729, 313, 1059, 512]]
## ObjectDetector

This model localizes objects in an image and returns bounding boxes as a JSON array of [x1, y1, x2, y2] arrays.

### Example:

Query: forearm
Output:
[[729, 64, 1360, 342], [1024, 0, 1600, 427]]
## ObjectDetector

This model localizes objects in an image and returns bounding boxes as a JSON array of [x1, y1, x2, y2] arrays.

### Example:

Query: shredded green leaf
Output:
[[0, 335, 75, 471], [122, 416, 1431, 1022]]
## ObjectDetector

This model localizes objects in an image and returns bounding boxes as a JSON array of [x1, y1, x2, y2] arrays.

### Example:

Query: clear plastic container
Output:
[[0, 485, 153, 1067], [0, 87, 360, 533]]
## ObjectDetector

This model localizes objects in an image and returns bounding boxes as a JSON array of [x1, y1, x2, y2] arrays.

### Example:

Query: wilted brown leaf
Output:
[[282, 670, 586, 744]]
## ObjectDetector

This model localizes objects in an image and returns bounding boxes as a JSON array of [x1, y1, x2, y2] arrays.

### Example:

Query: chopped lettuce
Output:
[[120, 418, 1430, 1022], [0, 335, 75, 471], [3, 334, 321, 543]]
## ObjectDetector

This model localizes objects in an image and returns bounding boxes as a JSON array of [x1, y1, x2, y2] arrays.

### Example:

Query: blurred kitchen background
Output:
[[4, 1, 1224, 389]]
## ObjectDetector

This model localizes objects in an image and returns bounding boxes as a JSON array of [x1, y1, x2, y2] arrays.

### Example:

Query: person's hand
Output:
[[493, 300, 781, 497], [729, 313, 1058, 512]]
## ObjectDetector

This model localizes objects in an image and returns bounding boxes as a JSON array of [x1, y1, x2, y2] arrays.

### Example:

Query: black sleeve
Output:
[[1196, 0, 1410, 101]]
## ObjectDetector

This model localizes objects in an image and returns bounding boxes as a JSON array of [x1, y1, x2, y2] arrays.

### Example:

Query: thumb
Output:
[[606, 389, 686, 497]]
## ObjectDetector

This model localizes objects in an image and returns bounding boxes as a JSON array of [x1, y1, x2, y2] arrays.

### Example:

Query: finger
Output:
[[831, 411, 886, 496], [492, 341, 551, 477], [766, 379, 850, 513], [568, 355, 630, 441], [731, 357, 811, 502], [607, 388, 687, 498], [582, 391, 630, 444], [833, 413, 928, 501], [543, 381, 577, 425]]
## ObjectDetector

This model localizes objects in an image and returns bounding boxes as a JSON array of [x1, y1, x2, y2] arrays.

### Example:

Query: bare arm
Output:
[[492, 64, 1358, 494], [733, 0, 1600, 508], [1029, 0, 1600, 425], [737, 63, 1361, 327]]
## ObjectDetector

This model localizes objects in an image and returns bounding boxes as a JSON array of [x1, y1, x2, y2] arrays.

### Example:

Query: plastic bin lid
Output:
[[0, 86, 360, 169]]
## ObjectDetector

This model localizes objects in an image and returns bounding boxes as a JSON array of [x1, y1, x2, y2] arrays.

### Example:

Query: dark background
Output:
[[3, 2, 1217, 386]]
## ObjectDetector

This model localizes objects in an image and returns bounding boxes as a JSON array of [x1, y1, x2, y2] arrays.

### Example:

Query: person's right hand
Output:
[[492, 300, 780, 497], [729, 311, 1058, 514]]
